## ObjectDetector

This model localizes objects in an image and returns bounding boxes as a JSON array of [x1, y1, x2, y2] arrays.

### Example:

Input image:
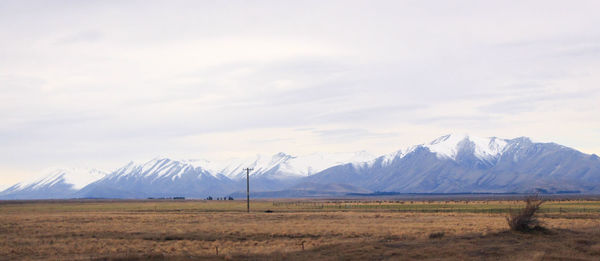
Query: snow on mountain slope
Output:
[[107, 157, 214, 181], [357, 134, 509, 169], [0, 153, 379, 199], [278, 151, 375, 177], [75, 153, 379, 197], [308, 134, 600, 193], [0, 168, 107, 199], [5, 133, 599, 199], [206, 153, 294, 180], [202, 151, 376, 180], [424, 134, 508, 161], [76, 158, 234, 198], [12, 168, 106, 191]]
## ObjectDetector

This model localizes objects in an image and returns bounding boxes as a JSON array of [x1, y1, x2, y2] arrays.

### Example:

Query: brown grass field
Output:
[[2, 199, 600, 260]]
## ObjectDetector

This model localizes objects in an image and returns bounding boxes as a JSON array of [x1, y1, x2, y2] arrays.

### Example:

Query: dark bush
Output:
[[506, 195, 545, 232], [428, 232, 445, 239]]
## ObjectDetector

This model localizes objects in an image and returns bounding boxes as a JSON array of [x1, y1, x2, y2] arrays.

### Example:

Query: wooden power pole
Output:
[[244, 168, 253, 212]]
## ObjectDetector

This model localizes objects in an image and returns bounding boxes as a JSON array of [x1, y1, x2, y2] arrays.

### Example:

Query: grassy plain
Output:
[[1, 199, 600, 260]]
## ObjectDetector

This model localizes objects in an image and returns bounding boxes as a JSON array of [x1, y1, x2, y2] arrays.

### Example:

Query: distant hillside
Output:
[[2, 134, 600, 199], [307, 134, 600, 193]]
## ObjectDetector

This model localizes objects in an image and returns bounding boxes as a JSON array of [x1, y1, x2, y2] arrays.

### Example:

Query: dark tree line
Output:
[[205, 196, 234, 200]]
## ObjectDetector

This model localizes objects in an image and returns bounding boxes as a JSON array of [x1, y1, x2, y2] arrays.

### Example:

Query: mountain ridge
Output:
[[307, 135, 600, 193], [2, 134, 599, 199], [0, 168, 107, 199]]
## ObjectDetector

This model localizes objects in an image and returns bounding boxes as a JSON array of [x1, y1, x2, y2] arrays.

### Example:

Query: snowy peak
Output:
[[309, 134, 600, 194], [423, 134, 509, 161], [3, 134, 600, 199], [279, 151, 376, 177], [8, 167, 106, 192], [107, 157, 211, 182], [365, 134, 500, 168], [71, 152, 380, 199], [138, 158, 192, 178], [187, 151, 376, 180]]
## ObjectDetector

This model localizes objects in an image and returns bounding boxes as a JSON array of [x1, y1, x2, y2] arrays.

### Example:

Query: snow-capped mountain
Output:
[[176, 151, 376, 193], [424, 134, 508, 162], [2, 134, 599, 199], [0, 168, 106, 199], [76, 158, 234, 198], [73, 151, 376, 198], [308, 134, 600, 193], [202, 151, 376, 180]]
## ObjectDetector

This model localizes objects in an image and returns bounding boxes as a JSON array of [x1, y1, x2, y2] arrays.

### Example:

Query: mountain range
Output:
[[2, 134, 599, 199]]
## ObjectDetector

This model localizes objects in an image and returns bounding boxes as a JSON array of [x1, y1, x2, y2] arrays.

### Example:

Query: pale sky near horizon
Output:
[[1, 0, 600, 189]]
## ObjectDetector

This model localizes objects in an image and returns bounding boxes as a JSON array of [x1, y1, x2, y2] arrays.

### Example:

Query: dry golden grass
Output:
[[1, 200, 600, 260]]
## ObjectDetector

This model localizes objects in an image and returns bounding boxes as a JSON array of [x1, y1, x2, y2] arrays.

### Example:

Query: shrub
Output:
[[428, 232, 445, 239], [506, 195, 545, 232]]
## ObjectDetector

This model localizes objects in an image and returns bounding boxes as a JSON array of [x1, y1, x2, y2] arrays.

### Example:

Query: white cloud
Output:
[[1, 0, 599, 186]]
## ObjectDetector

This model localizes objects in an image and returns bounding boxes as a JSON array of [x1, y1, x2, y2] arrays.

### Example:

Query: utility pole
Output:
[[244, 168, 253, 212]]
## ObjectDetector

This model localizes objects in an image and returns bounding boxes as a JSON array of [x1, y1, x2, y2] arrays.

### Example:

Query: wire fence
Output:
[[271, 201, 600, 214]]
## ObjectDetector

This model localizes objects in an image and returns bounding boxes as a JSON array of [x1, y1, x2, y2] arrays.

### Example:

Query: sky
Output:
[[1, 0, 600, 189]]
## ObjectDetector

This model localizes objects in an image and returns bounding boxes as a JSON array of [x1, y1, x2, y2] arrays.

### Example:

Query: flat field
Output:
[[2, 199, 600, 260]]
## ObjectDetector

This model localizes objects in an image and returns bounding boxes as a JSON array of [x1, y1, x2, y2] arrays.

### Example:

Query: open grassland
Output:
[[2, 199, 600, 260]]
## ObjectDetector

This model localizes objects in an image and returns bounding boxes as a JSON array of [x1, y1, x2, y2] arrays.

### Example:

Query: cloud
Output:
[[309, 104, 427, 124], [479, 89, 600, 115], [311, 128, 397, 142], [54, 30, 103, 45], [0, 0, 600, 178]]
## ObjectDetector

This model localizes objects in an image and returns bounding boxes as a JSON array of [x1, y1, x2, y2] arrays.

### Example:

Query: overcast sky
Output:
[[1, 0, 600, 188]]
